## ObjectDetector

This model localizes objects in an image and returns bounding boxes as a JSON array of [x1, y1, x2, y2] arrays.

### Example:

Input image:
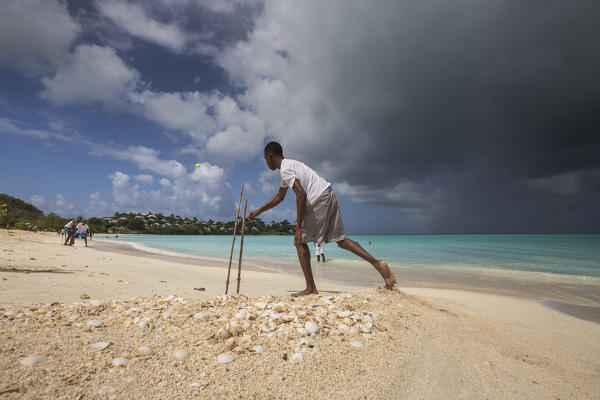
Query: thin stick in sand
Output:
[[225, 183, 244, 294], [236, 197, 248, 294]]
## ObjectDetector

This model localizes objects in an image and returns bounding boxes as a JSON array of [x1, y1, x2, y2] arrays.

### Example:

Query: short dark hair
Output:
[[264, 141, 283, 157]]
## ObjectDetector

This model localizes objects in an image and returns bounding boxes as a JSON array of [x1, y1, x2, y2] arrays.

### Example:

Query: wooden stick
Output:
[[225, 183, 244, 294], [236, 197, 248, 294]]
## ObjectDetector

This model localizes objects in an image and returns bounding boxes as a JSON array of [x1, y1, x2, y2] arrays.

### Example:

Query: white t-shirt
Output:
[[280, 159, 330, 204], [76, 223, 89, 233], [64, 220, 74, 228]]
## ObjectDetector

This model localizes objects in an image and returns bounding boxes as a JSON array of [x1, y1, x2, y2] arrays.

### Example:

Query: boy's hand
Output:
[[247, 210, 258, 222], [294, 229, 303, 246]]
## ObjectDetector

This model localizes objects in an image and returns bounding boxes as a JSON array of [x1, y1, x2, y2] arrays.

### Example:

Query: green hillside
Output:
[[0, 193, 68, 230]]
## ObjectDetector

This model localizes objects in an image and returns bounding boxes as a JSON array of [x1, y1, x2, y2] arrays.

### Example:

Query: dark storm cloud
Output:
[[265, 1, 600, 232]]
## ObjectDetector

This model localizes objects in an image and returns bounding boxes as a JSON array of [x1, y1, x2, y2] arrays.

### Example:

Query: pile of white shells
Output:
[[3, 291, 386, 369]]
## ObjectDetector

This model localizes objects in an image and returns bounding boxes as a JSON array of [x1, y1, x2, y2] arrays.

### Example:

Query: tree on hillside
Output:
[[0, 204, 6, 227], [0, 193, 44, 227]]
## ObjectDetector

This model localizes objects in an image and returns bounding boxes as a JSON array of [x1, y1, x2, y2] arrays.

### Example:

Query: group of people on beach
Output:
[[62, 216, 90, 247]]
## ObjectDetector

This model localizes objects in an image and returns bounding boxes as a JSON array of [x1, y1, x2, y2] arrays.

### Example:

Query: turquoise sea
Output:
[[103, 234, 600, 284]]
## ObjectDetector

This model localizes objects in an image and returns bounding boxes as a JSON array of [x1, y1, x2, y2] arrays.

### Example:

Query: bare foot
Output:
[[376, 260, 396, 289], [291, 289, 319, 297]]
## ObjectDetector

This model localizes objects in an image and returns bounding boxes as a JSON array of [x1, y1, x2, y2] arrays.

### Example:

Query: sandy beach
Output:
[[1, 230, 599, 399]]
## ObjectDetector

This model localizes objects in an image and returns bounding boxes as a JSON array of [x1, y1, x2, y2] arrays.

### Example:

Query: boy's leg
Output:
[[294, 242, 318, 296], [317, 255, 321, 262], [84, 235, 87, 247], [337, 238, 396, 289], [322, 253, 326, 263]]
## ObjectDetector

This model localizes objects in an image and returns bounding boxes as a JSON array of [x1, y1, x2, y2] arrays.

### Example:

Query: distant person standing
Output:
[[75, 220, 89, 247], [315, 242, 325, 262]]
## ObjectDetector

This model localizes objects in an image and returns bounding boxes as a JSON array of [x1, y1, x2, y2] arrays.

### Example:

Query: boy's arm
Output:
[[290, 180, 307, 246], [248, 186, 288, 222]]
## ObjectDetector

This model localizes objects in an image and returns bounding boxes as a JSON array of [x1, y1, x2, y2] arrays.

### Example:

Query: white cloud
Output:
[[135, 174, 155, 184], [259, 169, 278, 194], [110, 171, 140, 207], [159, 178, 172, 187], [29, 195, 46, 209], [129, 90, 217, 142], [0, 0, 80, 74], [30, 193, 77, 217], [40, 44, 141, 106], [85, 192, 114, 217], [109, 167, 232, 218], [96, 0, 188, 53], [0, 118, 52, 139]]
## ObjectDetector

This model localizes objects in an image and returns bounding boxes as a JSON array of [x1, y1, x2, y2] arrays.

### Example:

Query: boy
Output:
[[75, 219, 89, 247], [248, 142, 395, 296]]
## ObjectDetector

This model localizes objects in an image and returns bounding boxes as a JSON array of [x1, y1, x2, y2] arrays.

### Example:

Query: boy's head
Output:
[[264, 141, 283, 170]]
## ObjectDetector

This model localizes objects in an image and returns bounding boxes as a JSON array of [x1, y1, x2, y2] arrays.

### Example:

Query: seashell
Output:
[[349, 327, 360, 337], [216, 327, 231, 340], [194, 312, 208, 320], [133, 346, 153, 357], [85, 342, 110, 352], [343, 318, 354, 326], [252, 345, 265, 354], [327, 304, 336, 311], [297, 327, 309, 335], [297, 311, 307, 318], [350, 341, 363, 348], [20, 354, 46, 366], [290, 352, 303, 362], [300, 337, 314, 347], [217, 353, 235, 364], [304, 321, 319, 334], [305, 315, 316, 322], [112, 358, 129, 367], [121, 318, 132, 327], [337, 311, 352, 318], [138, 320, 150, 329], [173, 349, 189, 360], [273, 303, 285, 313], [235, 310, 247, 319], [190, 380, 208, 387], [254, 302, 267, 310], [89, 299, 105, 307], [338, 324, 349, 332], [87, 319, 103, 327], [281, 314, 294, 322], [236, 336, 252, 349], [223, 337, 236, 351], [360, 322, 372, 333]]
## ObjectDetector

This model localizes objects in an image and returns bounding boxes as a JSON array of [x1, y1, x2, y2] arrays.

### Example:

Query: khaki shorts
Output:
[[302, 189, 347, 245]]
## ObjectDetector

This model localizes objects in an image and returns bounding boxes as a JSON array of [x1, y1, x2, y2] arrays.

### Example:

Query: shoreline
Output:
[[96, 235, 600, 324]]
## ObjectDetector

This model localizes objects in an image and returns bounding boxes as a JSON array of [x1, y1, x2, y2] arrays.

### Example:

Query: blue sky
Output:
[[1, 1, 599, 234]]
